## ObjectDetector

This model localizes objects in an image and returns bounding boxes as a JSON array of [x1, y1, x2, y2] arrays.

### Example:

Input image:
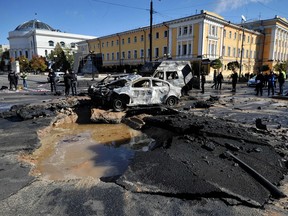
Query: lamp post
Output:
[[149, 0, 153, 62], [239, 15, 246, 81]]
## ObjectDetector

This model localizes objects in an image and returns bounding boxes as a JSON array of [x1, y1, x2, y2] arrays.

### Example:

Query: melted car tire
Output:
[[166, 96, 178, 107], [112, 96, 126, 111]]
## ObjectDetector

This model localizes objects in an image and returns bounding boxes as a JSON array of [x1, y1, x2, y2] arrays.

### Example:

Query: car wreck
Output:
[[88, 75, 182, 111]]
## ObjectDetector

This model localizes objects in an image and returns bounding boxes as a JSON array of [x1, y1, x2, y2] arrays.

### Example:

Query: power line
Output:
[[91, 0, 149, 11]]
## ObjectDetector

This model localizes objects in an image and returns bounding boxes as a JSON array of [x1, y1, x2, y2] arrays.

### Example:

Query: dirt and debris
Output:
[[0, 89, 288, 215]]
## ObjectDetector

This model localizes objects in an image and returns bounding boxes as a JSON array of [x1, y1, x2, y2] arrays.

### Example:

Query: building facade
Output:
[[87, 10, 288, 78], [8, 19, 95, 61]]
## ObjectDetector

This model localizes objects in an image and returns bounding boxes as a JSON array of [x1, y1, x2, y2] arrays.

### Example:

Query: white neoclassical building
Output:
[[8, 19, 96, 60]]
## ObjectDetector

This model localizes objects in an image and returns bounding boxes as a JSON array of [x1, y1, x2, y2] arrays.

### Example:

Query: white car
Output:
[[247, 75, 257, 87], [89, 76, 182, 111], [47, 71, 65, 83]]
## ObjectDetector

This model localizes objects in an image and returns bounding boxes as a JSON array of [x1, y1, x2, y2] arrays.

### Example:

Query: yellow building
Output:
[[86, 10, 288, 79]]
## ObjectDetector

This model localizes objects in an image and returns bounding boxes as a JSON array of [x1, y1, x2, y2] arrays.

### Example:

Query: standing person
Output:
[[200, 72, 206, 94], [231, 68, 238, 92], [8, 70, 18, 90], [216, 71, 224, 90], [255, 71, 265, 96], [20, 71, 28, 89], [70, 70, 77, 96], [211, 70, 217, 89], [48, 69, 57, 93], [267, 70, 275, 96], [64, 70, 72, 96], [278, 70, 285, 95]]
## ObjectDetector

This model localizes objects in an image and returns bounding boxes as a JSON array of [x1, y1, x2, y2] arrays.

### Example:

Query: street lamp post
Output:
[[239, 15, 246, 81], [149, 0, 153, 62]]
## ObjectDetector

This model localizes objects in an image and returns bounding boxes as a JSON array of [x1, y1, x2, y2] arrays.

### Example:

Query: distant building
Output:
[[86, 10, 288, 78], [8, 19, 96, 60], [0, 44, 10, 51]]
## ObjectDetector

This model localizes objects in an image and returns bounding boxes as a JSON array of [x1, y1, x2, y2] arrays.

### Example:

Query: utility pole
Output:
[[149, 0, 153, 62]]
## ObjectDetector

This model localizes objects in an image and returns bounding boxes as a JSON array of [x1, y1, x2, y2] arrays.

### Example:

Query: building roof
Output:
[[15, 19, 57, 31]]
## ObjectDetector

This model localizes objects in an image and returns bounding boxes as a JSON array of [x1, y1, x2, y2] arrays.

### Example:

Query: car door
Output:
[[130, 79, 153, 105], [151, 80, 170, 104]]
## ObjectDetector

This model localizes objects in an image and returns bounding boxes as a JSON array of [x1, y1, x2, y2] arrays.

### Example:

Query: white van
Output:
[[152, 60, 198, 94]]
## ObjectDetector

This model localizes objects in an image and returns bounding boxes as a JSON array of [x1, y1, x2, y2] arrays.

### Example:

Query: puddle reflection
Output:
[[36, 123, 152, 180]]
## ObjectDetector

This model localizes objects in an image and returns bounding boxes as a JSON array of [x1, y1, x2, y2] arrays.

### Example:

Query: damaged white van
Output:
[[152, 60, 199, 94]]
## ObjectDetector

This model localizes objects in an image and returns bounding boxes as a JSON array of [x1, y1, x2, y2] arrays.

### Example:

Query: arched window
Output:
[[48, 40, 54, 46], [60, 41, 65, 47], [70, 43, 76, 48]]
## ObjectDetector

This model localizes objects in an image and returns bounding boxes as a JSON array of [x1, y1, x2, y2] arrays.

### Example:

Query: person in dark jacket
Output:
[[70, 70, 77, 96], [216, 72, 224, 90], [8, 70, 19, 90], [201, 72, 206, 93], [267, 71, 275, 96], [64, 70, 72, 96], [231, 68, 238, 92], [48, 69, 57, 93], [255, 71, 265, 96]]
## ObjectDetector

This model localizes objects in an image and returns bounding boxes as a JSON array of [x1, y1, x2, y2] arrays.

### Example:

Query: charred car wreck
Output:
[[88, 74, 182, 111]]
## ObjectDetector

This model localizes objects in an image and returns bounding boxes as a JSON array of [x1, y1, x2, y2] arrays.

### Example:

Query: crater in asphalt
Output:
[[29, 123, 153, 180]]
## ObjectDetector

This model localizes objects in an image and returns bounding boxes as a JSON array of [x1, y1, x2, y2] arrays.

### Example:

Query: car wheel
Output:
[[112, 97, 126, 111], [166, 96, 178, 106]]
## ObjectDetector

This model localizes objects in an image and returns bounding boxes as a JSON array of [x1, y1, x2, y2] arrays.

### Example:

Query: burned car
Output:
[[88, 76, 182, 111]]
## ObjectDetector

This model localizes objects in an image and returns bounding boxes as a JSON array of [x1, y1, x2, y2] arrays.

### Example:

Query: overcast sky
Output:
[[1, 0, 288, 45]]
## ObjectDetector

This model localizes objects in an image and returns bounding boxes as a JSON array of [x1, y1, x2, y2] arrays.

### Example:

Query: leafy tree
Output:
[[273, 62, 287, 72], [210, 58, 223, 71], [30, 55, 47, 73], [17, 56, 30, 72], [48, 43, 71, 71], [260, 64, 270, 72], [227, 61, 240, 70]]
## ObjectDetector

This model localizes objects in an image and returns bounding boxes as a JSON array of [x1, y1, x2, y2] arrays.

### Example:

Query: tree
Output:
[[210, 58, 223, 71], [30, 55, 47, 73], [17, 56, 30, 72], [273, 62, 287, 72], [227, 61, 240, 70], [48, 43, 71, 71]]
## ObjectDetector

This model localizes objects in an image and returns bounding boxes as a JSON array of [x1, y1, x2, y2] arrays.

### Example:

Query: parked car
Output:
[[247, 75, 257, 87], [88, 76, 182, 111], [47, 71, 65, 83]]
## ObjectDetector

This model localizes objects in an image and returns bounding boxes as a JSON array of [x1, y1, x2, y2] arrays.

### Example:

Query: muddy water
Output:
[[33, 123, 152, 181]]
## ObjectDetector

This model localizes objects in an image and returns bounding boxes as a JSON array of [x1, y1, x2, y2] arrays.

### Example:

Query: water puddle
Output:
[[30, 123, 153, 181]]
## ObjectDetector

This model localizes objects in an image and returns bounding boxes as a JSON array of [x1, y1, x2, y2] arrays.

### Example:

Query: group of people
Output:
[[48, 69, 77, 96], [200, 68, 286, 96], [254, 70, 286, 96], [8, 70, 28, 90]]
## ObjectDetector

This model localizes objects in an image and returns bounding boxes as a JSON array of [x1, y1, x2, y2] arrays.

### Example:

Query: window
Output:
[[60, 41, 65, 47], [140, 49, 144, 58], [163, 46, 168, 55], [222, 46, 225, 56], [164, 30, 168, 38], [189, 25, 192, 34], [141, 35, 144, 42], [188, 44, 192, 55], [228, 47, 231, 57], [134, 36, 137, 43], [106, 53, 110, 60], [45, 50, 47, 56], [112, 53, 114, 60], [111, 41, 114, 46], [209, 25, 218, 37], [178, 27, 182, 36], [128, 37, 131, 44], [247, 36, 250, 43], [122, 51, 125, 59], [183, 26, 188, 35], [71, 43, 75, 48], [224, 30, 226, 38], [246, 50, 249, 58], [116, 40, 119, 45], [128, 51, 131, 59], [229, 31, 232, 38], [182, 44, 187, 55], [233, 48, 236, 57], [155, 47, 159, 57], [178, 45, 181, 56], [234, 32, 237, 40], [102, 42, 104, 48], [48, 40, 54, 46], [122, 39, 125, 45], [251, 37, 254, 43], [156, 32, 159, 39], [134, 50, 137, 59], [106, 41, 109, 47], [116, 52, 119, 60]]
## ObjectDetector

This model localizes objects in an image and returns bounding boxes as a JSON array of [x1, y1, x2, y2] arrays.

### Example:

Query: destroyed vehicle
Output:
[[96, 73, 139, 86], [89, 76, 182, 111], [152, 60, 200, 94]]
